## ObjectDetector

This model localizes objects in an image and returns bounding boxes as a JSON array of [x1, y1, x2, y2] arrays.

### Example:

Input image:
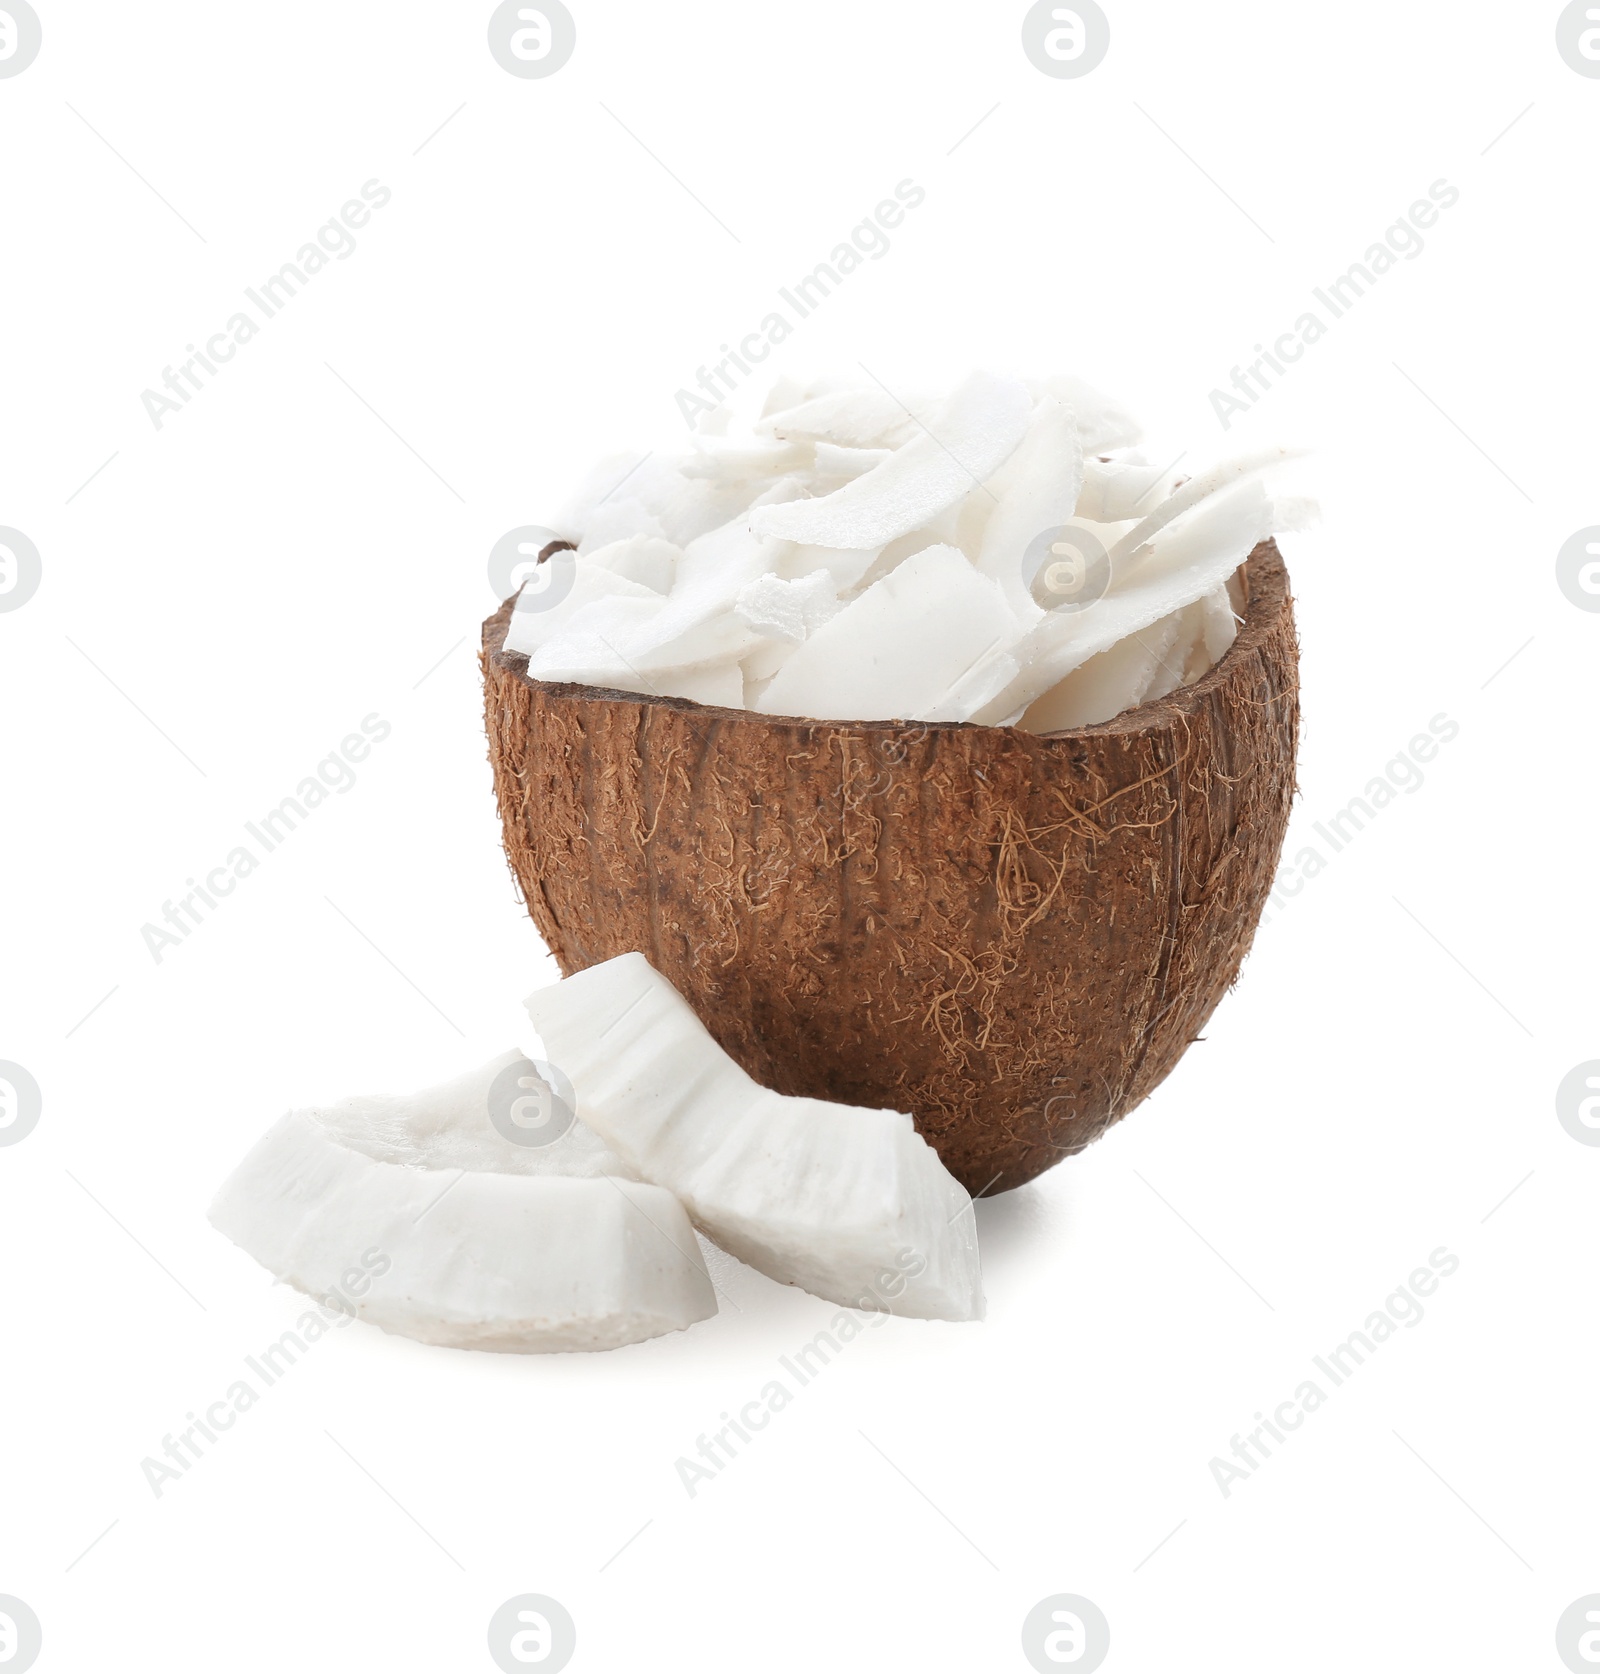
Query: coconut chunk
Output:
[[207, 1057, 719, 1359], [310, 1048, 630, 1178], [754, 544, 1017, 723], [525, 952, 984, 1322], [750, 372, 1034, 550]]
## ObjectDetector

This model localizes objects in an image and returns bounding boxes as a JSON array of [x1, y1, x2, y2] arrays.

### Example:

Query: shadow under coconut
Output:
[[972, 1183, 1070, 1286]]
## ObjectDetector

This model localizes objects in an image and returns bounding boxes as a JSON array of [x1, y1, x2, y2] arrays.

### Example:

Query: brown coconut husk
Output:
[[482, 540, 1298, 1194]]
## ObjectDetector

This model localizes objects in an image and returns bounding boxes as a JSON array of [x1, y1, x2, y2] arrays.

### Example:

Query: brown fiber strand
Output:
[[482, 540, 1300, 1193]]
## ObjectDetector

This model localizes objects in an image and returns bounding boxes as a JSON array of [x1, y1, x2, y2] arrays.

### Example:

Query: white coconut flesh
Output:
[[506, 370, 1312, 729], [524, 952, 985, 1323], [209, 1052, 717, 1353]]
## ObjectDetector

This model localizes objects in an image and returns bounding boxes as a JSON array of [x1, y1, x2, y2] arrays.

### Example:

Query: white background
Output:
[[2, 2, 1596, 1670]]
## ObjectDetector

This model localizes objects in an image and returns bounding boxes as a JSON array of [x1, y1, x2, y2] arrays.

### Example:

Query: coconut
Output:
[[525, 952, 983, 1321], [483, 539, 1298, 1194], [209, 1053, 717, 1351]]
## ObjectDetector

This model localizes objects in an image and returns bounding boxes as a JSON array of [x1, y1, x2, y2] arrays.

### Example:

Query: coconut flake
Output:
[[1020, 610, 1190, 733], [504, 563, 659, 658], [584, 534, 680, 595], [1028, 373, 1143, 453], [1077, 458, 1189, 522], [523, 371, 1310, 732], [1105, 446, 1304, 571], [757, 388, 926, 449], [576, 498, 665, 554], [976, 395, 1084, 618], [978, 476, 1283, 726], [754, 544, 1017, 722], [812, 442, 893, 481], [750, 372, 1034, 550]]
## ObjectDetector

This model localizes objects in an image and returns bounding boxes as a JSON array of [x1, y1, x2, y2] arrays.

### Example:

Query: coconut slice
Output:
[[750, 372, 1033, 550], [210, 1114, 716, 1352], [525, 952, 984, 1322], [754, 544, 1017, 722]]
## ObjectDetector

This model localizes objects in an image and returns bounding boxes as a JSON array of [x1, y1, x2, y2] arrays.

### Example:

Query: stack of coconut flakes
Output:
[[506, 371, 1312, 732]]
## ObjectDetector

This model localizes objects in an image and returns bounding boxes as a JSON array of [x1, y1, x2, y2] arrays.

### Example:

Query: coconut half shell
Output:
[[483, 540, 1298, 1194]]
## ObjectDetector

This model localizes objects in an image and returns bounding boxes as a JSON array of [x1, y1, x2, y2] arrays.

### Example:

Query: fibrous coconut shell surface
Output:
[[483, 541, 1299, 1194]]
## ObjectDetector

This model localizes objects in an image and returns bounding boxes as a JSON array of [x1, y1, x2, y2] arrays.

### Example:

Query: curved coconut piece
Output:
[[210, 1109, 716, 1353], [483, 541, 1298, 1193], [525, 952, 983, 1322], [309, 1048, 631, 1178]]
